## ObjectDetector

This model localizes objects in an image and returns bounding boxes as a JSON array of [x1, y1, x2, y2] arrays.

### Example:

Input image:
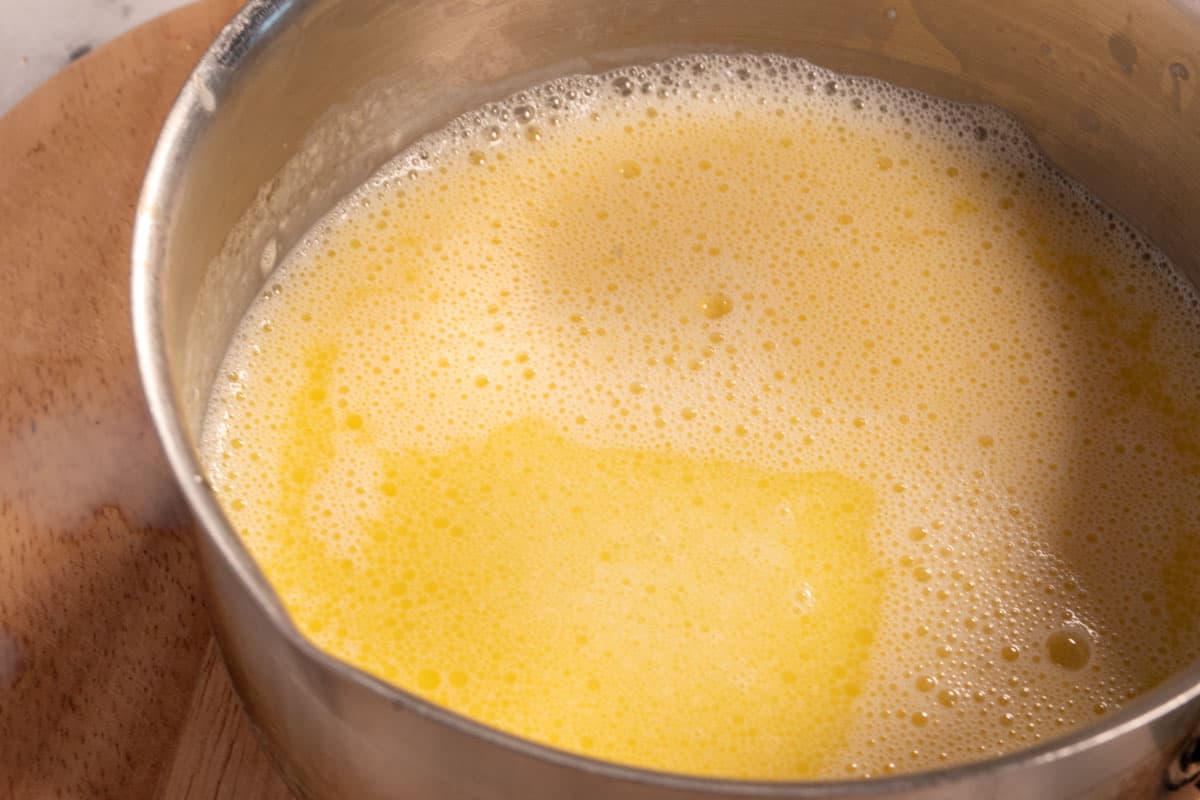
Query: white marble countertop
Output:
[[1, 0, 192, 114]]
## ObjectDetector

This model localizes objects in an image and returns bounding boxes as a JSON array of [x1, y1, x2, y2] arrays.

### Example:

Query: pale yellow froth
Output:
[[202, 55, 1200, 779]]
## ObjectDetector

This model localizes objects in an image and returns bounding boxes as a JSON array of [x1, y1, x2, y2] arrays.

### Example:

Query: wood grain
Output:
[[154, 642, 293, 800], [0, 1, 291, 797]]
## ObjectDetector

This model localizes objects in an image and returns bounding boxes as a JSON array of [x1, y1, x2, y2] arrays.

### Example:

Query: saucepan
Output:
[[131, 0, 1200, 797]]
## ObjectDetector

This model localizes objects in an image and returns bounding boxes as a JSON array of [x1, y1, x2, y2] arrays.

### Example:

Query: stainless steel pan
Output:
[[131, 1, 1200, 797]]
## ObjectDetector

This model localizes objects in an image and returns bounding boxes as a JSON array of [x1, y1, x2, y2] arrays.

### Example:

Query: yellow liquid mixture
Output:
[[202, 55, 1200, 778]]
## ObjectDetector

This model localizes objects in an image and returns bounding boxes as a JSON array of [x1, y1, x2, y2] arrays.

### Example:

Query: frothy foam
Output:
[[202, 54, 1200, 779]]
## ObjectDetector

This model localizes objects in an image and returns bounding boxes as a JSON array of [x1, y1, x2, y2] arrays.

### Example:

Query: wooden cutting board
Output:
[[0, 1, 293, 797]]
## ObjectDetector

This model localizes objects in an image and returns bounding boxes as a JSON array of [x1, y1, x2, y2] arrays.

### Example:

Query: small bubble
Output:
[[701, 292, 734, 319], [417, 668, 441, 690], [1047, 626, 1092, 670], [485, 125, 502, 141], [513, 105, 535, 123], [613, 76, 635, 96]]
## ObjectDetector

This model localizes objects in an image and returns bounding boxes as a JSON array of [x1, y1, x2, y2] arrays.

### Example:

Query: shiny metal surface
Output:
[[132, 1, 1200, 797]]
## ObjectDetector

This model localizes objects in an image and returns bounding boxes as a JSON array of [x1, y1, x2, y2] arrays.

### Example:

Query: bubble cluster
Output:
[[202, 53, 1200, 779]]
